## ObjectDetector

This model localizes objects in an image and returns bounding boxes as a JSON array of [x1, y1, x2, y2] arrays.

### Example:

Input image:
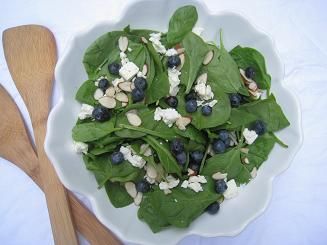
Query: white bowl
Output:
[[45, 0, 303, 244]]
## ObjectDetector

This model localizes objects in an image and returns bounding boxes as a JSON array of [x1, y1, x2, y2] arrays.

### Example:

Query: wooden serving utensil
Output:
[[0, 84, 121, 245]]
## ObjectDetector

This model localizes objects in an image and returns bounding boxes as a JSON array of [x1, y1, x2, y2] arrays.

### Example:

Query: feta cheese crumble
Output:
[[194, 82, 214, 100], [140, 144, 152, 157], [78, 104, 94, 120], [149, 32, 166, 54], [73, 141, 88, 154], [168, 67, 181, 96], [180, 175, 207, 192], [159, 175, 180, 193], [223, 179, 239, 199], [120, 145, 146, 168], [154, 107, 181, 127], [120, 52, 129, 65], [165, 48, 178, 57], [119, 62, 139, 81], [243, 128, 258, 145]]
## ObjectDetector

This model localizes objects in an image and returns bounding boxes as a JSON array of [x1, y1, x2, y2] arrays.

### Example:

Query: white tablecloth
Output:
[[1, 0, 327, 244]]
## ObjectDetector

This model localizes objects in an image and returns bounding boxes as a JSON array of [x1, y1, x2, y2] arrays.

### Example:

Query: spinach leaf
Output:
[[173, 124, 206, 145], [166, 5, 198, 46], [94, 48, 120, 80], [83, 31, 123, 77], [182, 32, 209, 93], [89, 142, 123, 155], [239, 94, 290, 132], [138, 178, 218, 232], [105, 181, 133, 208], [202, 148, 252, 185], [146, 72, 169, 104], [230, 45, 271, 90], [145, 42, 164, 73], [144, 135, 181, 177], [201, 42, 248, 96], [145, 50, 156, 86], [72, 119, 119, 142], [221, 108, 258, 130], [83, 155, 143, 187], [123, 26, 155, 39], [127, 41, 147, 68], [91, 135, 122, 148], [75, 80, 97, 105]]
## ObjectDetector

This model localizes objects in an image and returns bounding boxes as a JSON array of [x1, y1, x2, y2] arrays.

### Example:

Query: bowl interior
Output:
[[45, 0, 302, 244]]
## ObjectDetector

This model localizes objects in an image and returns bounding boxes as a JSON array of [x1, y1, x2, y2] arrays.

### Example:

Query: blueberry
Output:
[[218, 130, 229, 141], [190, 151, 204, 164], [92, 106, 111, 122], [229, 93, 242, 107], [245, 67, 256, 80], [108, 63, 121, 75], [165, 96, 178, 108], [98, 78, 110, 91], [251, 120, 266, 135], [175, 151, 187, 165], [110, 151, 124, 165], [131, 88, 145, 102], [136, 180, 151, 193], [167, 55, 181, 68], [201, 105, 212, 116], [185, 99, 197, 113], [212, 140, 226, 154], [223, 138, 231, 147], [189, 162, 200, 173], [185, 90, 197, 101], [134, 77, 147, 91], [215, 179, 228, 194], [170, 139, 184, 155], [206, 202, 220, 214]]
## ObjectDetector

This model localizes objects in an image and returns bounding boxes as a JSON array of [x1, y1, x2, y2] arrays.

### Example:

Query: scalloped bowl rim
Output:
[[45, 0, 303, 244]]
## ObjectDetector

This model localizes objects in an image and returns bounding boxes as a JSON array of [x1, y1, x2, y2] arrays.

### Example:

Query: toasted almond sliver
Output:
[[105, 86, 116, 97], [115, 92, 129, 103], [126, 112, 142, 126], [142, 64, 148, 76], [176, 117, 191, 130], [176, 48, 185, 54], [248, 82, 258, 91], [134, 192, 143, 206], [196, 73, 208, 84], [93, 88, 104, 100], [121, 102, 128, 107], [125, 182, 137, 198], [240, 148, 249, 154], [118, 81, 132, 92], [212, 172, 228, 180], [98, 96, 116, 108], [118, 36, 128, 52], [141, 37, 148, 44], [177, 53, 185, 71], [251, 167, 257, 178], [146, 165, 157, 179], [203, 50, 214, 65]]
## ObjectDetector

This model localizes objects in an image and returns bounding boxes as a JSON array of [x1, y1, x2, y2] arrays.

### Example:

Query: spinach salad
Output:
[[72, 5, 290, 232]]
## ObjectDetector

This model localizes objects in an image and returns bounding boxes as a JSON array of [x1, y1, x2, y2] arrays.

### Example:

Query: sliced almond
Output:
[[187, 168, 196, 176], [98, 96, 116, 108], [131, 81, 135, 90], [146, 165, 157, 179], [93, 88, 104, 100], [125, 182, 137, 198], [176, 117, 191, 130], [118, 36, 128, 52], [142, 64, 148, 76], [141, 36, 148, 44], [212, 172, 228, 180], [177, 53, 185, 71], [105, 86, 116, 97], [248, 82, 258, 91], [134, 192, 143, 206], [240, 147, 249, 154], [203, 50, 214, 65], [196, 73, 208, 84], [118, 81, 132, 92], [242, 157, 250, 164], [121, 102, 128, 107], [115, 92, 129, 103], [251, 167, 257, 178], [240, 69, 253, 84], [126, 112, 142, 126], [176, 48, 185, 54]]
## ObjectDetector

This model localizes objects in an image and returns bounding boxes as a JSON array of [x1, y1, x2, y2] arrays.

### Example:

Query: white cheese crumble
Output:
[[119, 62, 139, 81], [137, 71, 146, 78], [194, 83, 214, 100], [243, 128, 258, 145], [154, 107, 181, 127], [149, 32, 166, 54], [180, 175, 207, 192], [167, 67, 181, 96], [140, 144, 152, 157], [223, 179, 239, 199], [204, 100, 218, 108], [120, 51, 129, 65], [78, 104, 94, 120], [119, 145, 146, 168], [73, 141, 88, 154], [159, 175, 180, 193], [165, 48, 178, 57]]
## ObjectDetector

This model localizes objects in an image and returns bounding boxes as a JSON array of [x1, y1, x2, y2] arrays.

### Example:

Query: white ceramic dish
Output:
[[45, 0, 303, 244]]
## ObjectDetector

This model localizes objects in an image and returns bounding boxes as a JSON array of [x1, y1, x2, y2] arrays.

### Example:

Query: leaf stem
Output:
[[199, 144, 210, 174]]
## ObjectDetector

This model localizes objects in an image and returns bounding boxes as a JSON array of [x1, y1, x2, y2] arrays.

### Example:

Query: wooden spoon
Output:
[[0, 85, 121, 245]]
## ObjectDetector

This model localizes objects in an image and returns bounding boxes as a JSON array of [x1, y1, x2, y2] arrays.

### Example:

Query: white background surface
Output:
[[0, 0, 327, 244]]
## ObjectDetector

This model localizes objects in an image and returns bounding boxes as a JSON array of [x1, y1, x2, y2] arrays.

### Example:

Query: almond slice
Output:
[[177, 53, 185, 71], [134, 192, 143, 206], [176, 48, 185, 54], [196, 73, 208, 85], [98, 96, 116, 108], [105, 86, 116, 97], [248, 82, 258, 91], [146, 165, 157, 179], [126, 112, 142, 126], [141, 36, 148, 44], [142, 64, 148, 76], [93, 88, 104, 100], [203, 50, 214, 65], [118, 36, 128, 52], [121, 102, 128, 107], [125, 182, 137, 198], [118, 82, 132, 92], [212, 172, 228, 180], [115, 92, 129, 103], [176, 116, 191, 130]]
